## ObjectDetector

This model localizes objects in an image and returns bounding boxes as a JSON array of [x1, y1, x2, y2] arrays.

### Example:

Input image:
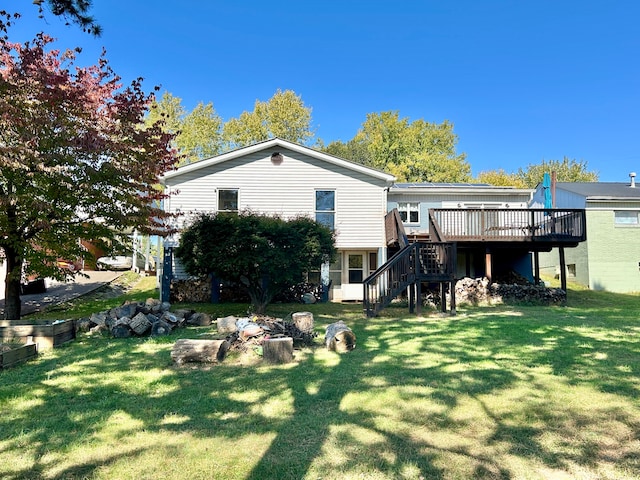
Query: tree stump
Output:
[[324, 321, 356, 352], [292, 311, 314, 333], [263, 337, 293, 364], [171, 339, 230, 365]]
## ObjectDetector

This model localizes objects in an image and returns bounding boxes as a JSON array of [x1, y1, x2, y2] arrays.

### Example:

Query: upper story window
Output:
[[218, 189, 238, 212], [398, 202, 419, 224], [316, 190, 335, 230], [614, 210, 640, 226]]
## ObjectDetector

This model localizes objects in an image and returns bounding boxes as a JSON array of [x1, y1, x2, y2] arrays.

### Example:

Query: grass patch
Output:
[[1, 279, 640, 479]]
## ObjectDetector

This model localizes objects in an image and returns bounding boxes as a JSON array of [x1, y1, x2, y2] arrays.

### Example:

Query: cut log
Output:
[[151, 320, 172, 336], [263, 337, 294, 364], [111, 324, 132, 338], [129, 312, 152, 335], [187, 312, 212, 326], [324, 321, 356, 352], [292, 311, 314, 333], [171, 339, 230, 365]]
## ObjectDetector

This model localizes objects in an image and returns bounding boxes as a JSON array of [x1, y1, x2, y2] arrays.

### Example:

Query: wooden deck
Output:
[[429, 208, 586, 248]]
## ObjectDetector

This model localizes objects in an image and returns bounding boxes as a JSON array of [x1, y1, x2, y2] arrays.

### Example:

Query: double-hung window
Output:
[[218, 189, 238, 212], [316, 190, 335, 230]]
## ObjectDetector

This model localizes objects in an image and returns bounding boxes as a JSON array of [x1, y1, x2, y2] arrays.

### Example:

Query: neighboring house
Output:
[[531, 175, 640, 293], [388, 183, 534, 280], [161, 138, 395, 302]]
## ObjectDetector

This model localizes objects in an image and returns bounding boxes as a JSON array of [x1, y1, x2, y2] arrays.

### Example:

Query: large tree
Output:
[[223, 89, 314, 149], [323, 111, 470, 183], [175, 212, 336, 314], [0, 31, 178, 319]]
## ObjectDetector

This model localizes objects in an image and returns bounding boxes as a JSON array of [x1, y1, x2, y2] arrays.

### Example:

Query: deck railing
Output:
[[363, 241, 456, 317], [430, 208, 586, 243]]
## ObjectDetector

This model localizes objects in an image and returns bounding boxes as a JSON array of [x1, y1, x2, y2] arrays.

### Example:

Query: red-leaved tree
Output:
[[0, 22, 178, 319]]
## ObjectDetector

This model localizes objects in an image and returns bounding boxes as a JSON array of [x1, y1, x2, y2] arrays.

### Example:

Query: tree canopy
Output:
[[478, 157, 599, 188], [175, 212, 336, 314], [0, 31, 178, 318], [515, 157, 599, 188], [323, 111, 470, 183], [32, 0, 101, 35], [476, 169, 528, 188], [146, 92, 223, 165], [223, 89, 314, 149]]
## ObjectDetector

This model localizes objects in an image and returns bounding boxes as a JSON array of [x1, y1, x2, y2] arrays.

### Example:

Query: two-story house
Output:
[[161, 138, 395, 302]]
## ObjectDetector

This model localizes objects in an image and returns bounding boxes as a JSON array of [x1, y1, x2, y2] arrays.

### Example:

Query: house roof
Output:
[[161, 137, 397, 184], [389, 182, 534, 195], [555, 182, 640, 200]]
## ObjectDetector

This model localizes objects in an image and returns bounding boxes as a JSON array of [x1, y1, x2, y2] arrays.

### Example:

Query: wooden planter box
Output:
[[0, 319, 76, 350], [0, 343, 38, 369]]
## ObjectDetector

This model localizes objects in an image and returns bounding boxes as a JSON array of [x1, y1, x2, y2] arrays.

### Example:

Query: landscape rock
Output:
[[187, 312, 212, 326], [217, 315, 238, 333]]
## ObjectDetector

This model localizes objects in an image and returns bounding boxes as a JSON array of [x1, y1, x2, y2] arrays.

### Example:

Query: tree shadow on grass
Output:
[[1, 302, 640, 479]]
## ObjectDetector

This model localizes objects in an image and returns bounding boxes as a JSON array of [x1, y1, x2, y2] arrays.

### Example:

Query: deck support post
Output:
[[449, 279, 457, 315], [416, 280, 422, 316], [485, 248, 492, 283], [559, 247, 567, 292], [534, 251, 540, 285], [440, 282, 447, 313], [409, 282, 415, 314]]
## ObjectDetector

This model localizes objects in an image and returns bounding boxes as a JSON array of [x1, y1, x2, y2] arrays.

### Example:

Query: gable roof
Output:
[[555, 182, 640, 200], [161, 137, 396, 184]]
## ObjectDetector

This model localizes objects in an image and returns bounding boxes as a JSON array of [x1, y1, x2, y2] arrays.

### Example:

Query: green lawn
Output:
[[1, 278, 639, 479]]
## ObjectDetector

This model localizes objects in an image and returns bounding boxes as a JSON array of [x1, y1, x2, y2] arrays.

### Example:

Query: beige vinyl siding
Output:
[[165, 147, 388, 249]]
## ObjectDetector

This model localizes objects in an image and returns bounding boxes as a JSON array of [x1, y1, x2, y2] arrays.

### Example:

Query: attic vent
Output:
[[630, 172, 636, 188], [271, 152, 283, 164]]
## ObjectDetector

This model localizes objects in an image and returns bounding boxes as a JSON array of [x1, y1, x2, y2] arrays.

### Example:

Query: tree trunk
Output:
[[3, 245, 23, 320], [171, 339, 230, 365], [324, 321, 356, 352]]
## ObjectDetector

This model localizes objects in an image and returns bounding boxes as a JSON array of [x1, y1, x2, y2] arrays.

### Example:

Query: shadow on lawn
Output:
[[1, 299, 639, 479]]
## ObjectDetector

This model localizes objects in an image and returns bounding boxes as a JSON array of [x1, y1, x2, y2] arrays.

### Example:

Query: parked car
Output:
[[96, 253, 155, 271]]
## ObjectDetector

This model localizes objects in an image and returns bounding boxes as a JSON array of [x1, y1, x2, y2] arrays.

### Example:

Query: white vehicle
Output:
[[97, 253, 155, 271]]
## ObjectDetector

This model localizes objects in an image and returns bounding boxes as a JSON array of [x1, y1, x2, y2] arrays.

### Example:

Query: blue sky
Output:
[[9, 1, 640, 181]]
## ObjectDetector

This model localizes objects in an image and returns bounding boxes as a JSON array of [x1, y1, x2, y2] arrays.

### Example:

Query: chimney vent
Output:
[[630, 172, 636, 188]]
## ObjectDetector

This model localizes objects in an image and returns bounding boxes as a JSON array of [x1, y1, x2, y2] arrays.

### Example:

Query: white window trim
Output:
[[398, 202, 420, 225], [218, 188, 239, 212], [315, 189, 336, 230]]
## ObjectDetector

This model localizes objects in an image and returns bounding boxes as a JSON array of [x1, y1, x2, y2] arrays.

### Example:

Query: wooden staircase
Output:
[[363, 241, 457, 317]]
